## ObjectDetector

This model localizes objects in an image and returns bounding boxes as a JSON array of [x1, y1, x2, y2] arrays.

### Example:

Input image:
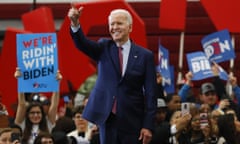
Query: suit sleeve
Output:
[[143, 51, 157, 131], [69, 27, 102, 61]]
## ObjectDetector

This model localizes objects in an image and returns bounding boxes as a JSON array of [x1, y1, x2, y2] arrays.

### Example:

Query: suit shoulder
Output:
[[98, 38, 116, 47], [98, 37, 113, 44], [134, 44, 154, 55]]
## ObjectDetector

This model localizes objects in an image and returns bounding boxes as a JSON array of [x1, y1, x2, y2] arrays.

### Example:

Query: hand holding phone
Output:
[[63, 95, 70, 103], [181, 102, 190, 116], [11, 132, 21, 142], [200, 112, 208, 128]]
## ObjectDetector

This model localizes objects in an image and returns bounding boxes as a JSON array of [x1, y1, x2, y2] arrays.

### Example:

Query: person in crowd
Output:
[[31, 95, 51, 116], [0, 128, 12, 144], [33, 132, 54, 144], [75, 72, 97, 108], [178, 63, 230, 111], [150, 98, 167, 144], [217, 113, 240, 144], [52, 131, 77, 144], [178, 71, 219, 109], [51, 116, 75, 135], [68, 5, 157, 144], [228, 74, 240, 119], [0, 128, 21, 144], [165, 93, 181, 121], [154, 98, 168, 126], [155, 72, 166, 100], [9, 124, 22, 144], [67, 106, 97, 144], [14, 68, 62, 144], [150, 110, 192, 144]]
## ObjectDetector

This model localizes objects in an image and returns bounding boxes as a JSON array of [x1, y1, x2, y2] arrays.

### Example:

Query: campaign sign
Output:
[[157, 45, 170, 79], [164, 65, 175, 94], [218, 65, 228, 81], [16, 33, 58, 92], [187, 52, 213, 80], [201, 29, 235, 63]]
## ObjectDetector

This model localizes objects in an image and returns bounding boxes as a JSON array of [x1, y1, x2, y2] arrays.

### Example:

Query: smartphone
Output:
[[181, 102, 190, 115], [200, 112, 208, 128], [63, 95, 70, 103], [11, 132, 21, 142]]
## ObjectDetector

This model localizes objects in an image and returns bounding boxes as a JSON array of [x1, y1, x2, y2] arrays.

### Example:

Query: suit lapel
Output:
[[109, 44, 122, 75]]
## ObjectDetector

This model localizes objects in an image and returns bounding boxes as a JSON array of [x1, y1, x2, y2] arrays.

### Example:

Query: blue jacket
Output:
[[70, 27, 157, 133]]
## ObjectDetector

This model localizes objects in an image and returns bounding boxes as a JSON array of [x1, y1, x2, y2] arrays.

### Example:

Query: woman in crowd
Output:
[[14, 68, 62, 144], [217, 113, 240, 144]]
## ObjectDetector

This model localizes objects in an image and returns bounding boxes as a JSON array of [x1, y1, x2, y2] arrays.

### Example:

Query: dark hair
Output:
[[9, 123, 23, 137], [52, 131, 71, 144], [33, 132, 54, 144], [22, 103, 48, 143], [71, 105, 85, 117], [51, 116, 75, 134], [217, 114, 237, 144]]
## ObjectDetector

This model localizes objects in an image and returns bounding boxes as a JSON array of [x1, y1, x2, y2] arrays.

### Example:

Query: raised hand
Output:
[[14, 67, 22, 78], [68, 3, 84, 27], [56, 70, 63, 81]]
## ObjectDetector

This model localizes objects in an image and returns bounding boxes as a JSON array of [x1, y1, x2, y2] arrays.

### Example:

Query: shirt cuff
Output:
[[71, 24, 80, 33], [170, 124, 177, 135]]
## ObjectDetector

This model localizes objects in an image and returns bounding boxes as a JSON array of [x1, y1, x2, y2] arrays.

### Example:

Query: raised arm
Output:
[[211, 62, 227, 100], [229, 74, 240, 105], [47, 70, 62, 124], [14, 67, 27, 125], [68, 3, 83, 27], [178, 71, 193, 102]]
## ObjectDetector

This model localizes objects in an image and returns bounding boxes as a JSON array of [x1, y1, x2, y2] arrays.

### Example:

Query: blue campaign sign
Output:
[[156, 44, 170, 79], [164, 65, 175, 94], [16, 33, 59, 92], [218, 66, 228, 81], [201, 29, 235, 63], [187, 51, 214, 80]]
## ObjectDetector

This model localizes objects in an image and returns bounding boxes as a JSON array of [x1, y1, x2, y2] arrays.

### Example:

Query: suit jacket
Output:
[[70, 27, 157, 133]]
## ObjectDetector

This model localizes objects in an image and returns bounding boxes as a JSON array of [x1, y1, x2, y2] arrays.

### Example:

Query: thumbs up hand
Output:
[[68, 3, 84, 27]]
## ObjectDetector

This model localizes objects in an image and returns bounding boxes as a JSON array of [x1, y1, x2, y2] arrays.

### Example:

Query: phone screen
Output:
[[200, 112, 208, 128], [181, 102, 190, 115], [63, 95, 70, 103]]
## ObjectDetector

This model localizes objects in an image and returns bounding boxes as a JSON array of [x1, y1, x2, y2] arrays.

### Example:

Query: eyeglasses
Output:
[[29, 111, 41, 115]]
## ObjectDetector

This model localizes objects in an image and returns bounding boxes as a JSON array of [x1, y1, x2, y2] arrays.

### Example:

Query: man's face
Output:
[[200, 91, 217, 106], [167, 95, 181, 111], [73, 113, 88, 132], [109, 13, 132, 44], [41, 137, 53, 144]]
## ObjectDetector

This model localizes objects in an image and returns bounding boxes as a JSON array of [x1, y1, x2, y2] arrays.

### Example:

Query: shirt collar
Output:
[[119, 39, 131, 50]]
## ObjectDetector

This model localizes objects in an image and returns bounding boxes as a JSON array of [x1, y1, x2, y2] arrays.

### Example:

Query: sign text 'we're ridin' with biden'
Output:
[[17, 33, 59, 93]]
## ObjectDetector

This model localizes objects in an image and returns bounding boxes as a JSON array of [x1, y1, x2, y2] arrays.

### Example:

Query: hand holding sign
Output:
[[211, 62, 220, 76], [14, 67, 22, 78], [201, 29, 235, 63], [56, 70, 63, 81]]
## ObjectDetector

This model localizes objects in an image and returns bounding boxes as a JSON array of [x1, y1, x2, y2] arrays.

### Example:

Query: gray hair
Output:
[[108, 9, 133, 25]]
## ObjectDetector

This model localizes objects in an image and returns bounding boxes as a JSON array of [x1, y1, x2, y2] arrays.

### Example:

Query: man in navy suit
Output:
[[68, 5, 157, 144]]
